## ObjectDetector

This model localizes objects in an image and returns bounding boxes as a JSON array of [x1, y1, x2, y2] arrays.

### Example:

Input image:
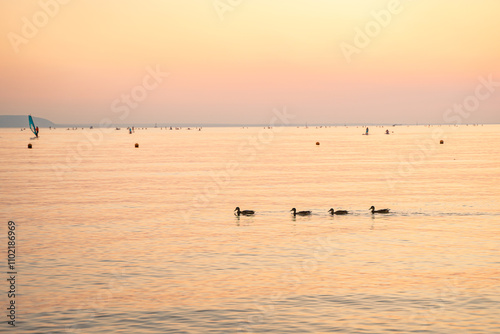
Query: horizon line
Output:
[[2, 122, 498, 128]]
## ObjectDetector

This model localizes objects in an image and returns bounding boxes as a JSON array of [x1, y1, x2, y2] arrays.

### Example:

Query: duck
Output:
[[234, 207, 255, 216], [369, 206, 390, 214], [328, 208, 349, 215], [290, 208, 312, 216]]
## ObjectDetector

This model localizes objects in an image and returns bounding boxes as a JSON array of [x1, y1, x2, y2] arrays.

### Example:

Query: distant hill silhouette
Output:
[[0, 115, 56, 128]]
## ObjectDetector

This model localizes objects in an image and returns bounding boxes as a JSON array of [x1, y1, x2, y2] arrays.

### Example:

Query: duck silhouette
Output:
[[234, 207, 255, 216], [328, 208, 349, 215], [290, 208, 311, 216], [369, 206, 390, 214]]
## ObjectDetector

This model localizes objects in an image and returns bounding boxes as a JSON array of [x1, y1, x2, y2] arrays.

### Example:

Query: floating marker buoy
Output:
[[135, 143, 139, 148], [440, 140, 444, 144], [316, 142, 320, 145], [28, 143, 32, 149]]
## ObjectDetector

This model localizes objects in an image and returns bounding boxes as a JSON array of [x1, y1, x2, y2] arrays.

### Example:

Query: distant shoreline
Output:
[[2, 123, 498, 128], [2, 124, 497, 128], [0, 115, 497, 128]]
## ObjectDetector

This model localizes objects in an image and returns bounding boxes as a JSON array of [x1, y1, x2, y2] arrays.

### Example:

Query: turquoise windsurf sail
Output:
[[28, 115, 38, 137]]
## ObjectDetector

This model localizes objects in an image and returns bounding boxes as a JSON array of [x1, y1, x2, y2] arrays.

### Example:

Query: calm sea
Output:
[[1, 125, 499, 333]]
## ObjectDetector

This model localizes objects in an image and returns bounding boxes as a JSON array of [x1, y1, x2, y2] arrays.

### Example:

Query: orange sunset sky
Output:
[[1, 0, 499, 125]]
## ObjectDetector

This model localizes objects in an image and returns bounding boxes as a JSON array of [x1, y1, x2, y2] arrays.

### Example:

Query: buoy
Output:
[[28, 143, 32, 149], [440, 140, 444, 144], [316, 142, 320, 145], [135, 143, 139, 148]]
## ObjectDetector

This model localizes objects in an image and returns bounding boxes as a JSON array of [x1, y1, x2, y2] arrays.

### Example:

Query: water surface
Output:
[[1, 125, 499, 333]]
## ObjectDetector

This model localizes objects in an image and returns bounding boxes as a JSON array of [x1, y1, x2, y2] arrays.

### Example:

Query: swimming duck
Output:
[[234, 207, 255, 216], [290, 208, 312, 216], [328, 208, 349, 215], [369, 206, 390, 214]]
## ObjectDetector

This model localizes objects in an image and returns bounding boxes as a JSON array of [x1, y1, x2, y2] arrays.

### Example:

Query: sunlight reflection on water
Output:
[[1, 125, 499, 333]]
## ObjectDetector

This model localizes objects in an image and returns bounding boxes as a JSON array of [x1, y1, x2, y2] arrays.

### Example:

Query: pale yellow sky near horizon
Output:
[[1, 0, 499, 124]]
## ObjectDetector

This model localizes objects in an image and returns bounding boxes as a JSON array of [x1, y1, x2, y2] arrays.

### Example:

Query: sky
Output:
[[1, 0, 499, 125]]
